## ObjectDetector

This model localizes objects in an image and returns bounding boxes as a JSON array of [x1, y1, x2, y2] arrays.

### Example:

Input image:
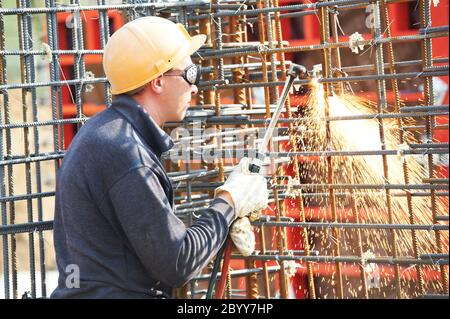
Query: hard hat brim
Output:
[[188, 34, 207, 58]]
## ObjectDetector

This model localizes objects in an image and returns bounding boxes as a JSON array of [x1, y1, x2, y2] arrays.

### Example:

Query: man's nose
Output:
[[191, 84, 198, 96]]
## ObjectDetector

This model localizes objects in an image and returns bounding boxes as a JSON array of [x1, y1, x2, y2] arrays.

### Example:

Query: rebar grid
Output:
[[0, 0, 448, 299]]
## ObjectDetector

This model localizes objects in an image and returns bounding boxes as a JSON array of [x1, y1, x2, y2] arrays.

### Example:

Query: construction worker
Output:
[[51, 16, 268, 299]]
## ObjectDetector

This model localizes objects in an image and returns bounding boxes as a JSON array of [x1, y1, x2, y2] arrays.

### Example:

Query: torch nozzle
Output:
[[287, 63, 311, 79]]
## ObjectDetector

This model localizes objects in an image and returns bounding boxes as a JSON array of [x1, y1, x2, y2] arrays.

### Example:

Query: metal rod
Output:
[[419, 0, 448, 294], [174, 182, 448, 191], [251, 220, 449, 231], [0, 0, 11, 299], [229, 254, 449, 266], [0, 0, 427, 16]]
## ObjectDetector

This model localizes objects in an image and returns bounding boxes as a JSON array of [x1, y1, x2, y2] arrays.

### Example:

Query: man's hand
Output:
[[230, 217, 255, 256], [215, 157, 268, 219]]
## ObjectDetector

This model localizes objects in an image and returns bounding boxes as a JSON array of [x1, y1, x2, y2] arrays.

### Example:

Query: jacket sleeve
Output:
[[108, 166, 235, 287]]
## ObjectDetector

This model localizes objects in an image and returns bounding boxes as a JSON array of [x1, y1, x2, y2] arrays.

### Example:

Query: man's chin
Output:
[[170, 112, 186, 123], [179, 107, 189, 121], [169, 105, 190, 122]]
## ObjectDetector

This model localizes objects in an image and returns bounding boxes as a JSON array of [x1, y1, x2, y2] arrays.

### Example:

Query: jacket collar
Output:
[[111, 95, 174, 156]]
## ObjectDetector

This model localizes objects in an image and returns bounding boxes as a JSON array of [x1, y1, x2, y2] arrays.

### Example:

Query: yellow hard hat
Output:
[[103, 16, 207, 95]]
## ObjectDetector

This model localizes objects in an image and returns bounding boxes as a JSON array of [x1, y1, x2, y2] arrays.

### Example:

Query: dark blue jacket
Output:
[[51, 95, 234, 298]]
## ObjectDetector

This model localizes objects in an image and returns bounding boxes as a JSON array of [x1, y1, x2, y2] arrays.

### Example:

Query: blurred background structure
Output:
[[0, 0, 448, 299]]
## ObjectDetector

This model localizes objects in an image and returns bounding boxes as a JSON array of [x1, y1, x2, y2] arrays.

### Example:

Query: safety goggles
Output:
[[163, 64, 201, 86]]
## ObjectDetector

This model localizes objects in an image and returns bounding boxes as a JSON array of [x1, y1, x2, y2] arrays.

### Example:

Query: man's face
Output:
[[160, 57, 198, 123]]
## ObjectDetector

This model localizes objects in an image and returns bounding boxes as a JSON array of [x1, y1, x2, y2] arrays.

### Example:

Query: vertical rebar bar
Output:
[[230, 15, 246, 106], [237, 6, 272, 297], [272, 0, 317, 299], [320, 0, 344, 299], [23, 0, 46, 298], [180, 5, 198, 300], [46, 0, 65, 154], [4, 4, 18, 299], [44, 4, 65, 296], [0, 0, 11, 299], [258, 225, 272, 298], [380, 0, 417, 298], [246, 258, 259, 298], [70, 0, 85, 131], [230, 8, 260, 298], [372, 0, 406, 298], [97, 0, 111, 108], [198, 14, 218, 298], [265, 4, 291, 298], [264, 0, 279, 103], [211, 0, 227, 298], [349, 162, 369, 298], [256, 0, 288, 299], [199, 17, 213, 105], [329, 2, 344, 94], [419, 0, 448, 295], [16, 0, 36, 298], [256, 0, 272, 116]]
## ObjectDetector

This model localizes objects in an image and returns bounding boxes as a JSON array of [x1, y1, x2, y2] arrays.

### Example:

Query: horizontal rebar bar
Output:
[[166, 110, 449, 128], [0, 77, 106, 91], [419, 294, 450, 299], [272, 183, 450, 191], [251, 220, 449, 231], [1, 44, 445, 75], [1, 68, 447, 93], [0, 0, 419, 16], [419, 25, 449, 34], [200, 71, 448, 91], [410, 143, 449, 149], [191, 0, 417, 19], [392, 192, 449, 197], [244, 0, 424, 22], [339, 58, 449, 73], [173, 190, 450, 216], [170, 167, 234, 183], [164, 148, 448, 162], [190, 257, 445, 286], [0, 0, 217, 14], [0, 153, 64, 166], [402, 124, 449, 131], [236, 249, 319, 257], [0, 192, 55, 203], [420, 254, 449, 260], [319, 70, 449, 84], [0, 49, 104, 56], [0, 221, 53, 236], [168, 166, 449, 188], [169, 114, 449, 126], [229, 254, 449, 266], [191, 264, 292, 282], [174, 182, 448, 191], [400, 106, 448, 113], [0, 118, 87, 130], [173, 191, 450, 210], [199, 32, 448, 59]]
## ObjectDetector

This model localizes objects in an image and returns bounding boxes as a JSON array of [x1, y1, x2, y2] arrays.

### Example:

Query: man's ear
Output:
[[149, 76, 164, 94]]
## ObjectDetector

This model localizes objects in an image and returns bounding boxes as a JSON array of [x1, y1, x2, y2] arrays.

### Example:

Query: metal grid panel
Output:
[[0, 0, 448, 299]]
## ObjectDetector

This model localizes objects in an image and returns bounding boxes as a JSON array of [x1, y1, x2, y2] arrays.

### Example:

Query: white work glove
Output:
[[215, 157, 269, 219], [230, 217, 255, 256]]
